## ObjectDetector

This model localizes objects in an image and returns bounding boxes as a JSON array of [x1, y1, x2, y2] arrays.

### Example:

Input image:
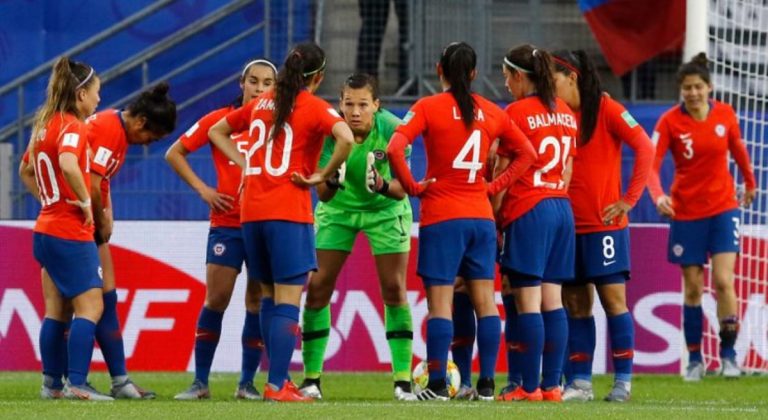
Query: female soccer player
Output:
[[552, 50, 654, 402], [85, 82, 176, 399], [388, 41, 536, 401], [25, 57, 111, 400], [298, 73, 415, 401], [167, 58, 277, 400], [495, 45, 577, 402], [209, 42, 354, 402], [647, 52, 756, 381]]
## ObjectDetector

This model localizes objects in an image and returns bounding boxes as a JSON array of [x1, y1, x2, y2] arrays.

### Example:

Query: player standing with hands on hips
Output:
[[647, 52, 756, 381], [209, 42, 354, 402], [388, 41, 536, 401], [551, 50, 654, 402]]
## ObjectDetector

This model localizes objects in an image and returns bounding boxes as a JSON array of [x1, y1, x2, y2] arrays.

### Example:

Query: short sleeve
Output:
[[226, 99, 257, 133], [180, 108, 231, 153], [394, 100, 427, 143]]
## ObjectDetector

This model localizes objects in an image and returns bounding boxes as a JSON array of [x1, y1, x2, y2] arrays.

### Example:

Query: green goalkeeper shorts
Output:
[[315, 201, 412, 255]]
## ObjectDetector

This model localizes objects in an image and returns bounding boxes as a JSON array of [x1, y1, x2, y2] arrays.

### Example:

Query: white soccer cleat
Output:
[[562, 379, 594, 402], [415, 387, 450, 401], [64, 382, 115, 401], [174, 380, 210, 400], [454, 384, 478, 401], [603, 380, 631, 403], [235, 382, 262, 400], [394, 383, 418, 401], [111, 378, 156, 399], [298, 379, 323, 400], [721, 358, 742, 378], [683, 362, 705, 382]]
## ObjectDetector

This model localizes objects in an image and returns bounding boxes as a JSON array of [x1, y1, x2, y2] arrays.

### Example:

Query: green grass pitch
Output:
[[0, 372, 765, 419]]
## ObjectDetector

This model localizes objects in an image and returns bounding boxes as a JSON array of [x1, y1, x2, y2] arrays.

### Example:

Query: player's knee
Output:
[[380, 279, 406, 305], [602, 299, 628, 317], [206, 289, 232, 312], [683, 284, 703, 304]]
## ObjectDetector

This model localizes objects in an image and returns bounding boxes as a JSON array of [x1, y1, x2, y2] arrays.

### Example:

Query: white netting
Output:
[[704, 0, 768, 374]]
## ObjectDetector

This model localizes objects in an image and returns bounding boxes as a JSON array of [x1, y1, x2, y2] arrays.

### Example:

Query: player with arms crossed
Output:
[[552, 50, 654, 402], [495, 45, 577, 402], [647, 53, 756, 381], [167, 59, 277, 400], [23, 57, 110, 400], [299, 73, 416, 401], [86, 82, 176, 399], [388, 42, 536, 401], [209, 42, 354, 402]]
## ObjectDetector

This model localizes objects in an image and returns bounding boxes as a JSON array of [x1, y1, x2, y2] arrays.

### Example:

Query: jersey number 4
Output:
[[533, 135, 572, 190], [244, 119, 293, 176], [452, 129, 483, 183]]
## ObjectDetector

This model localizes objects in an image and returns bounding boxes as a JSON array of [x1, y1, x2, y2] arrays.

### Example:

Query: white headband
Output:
[[241, 59, 278, 78], [503, 57, 532, 74], [75, 67, 94, 90], [302, 58, 326, 77]]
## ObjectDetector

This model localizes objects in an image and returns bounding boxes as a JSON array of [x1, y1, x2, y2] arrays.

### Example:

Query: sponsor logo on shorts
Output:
[[98, 266, 103, 279], [213, 243, 226, 256], [715, 124, 726, 137], [673, 244, 684, 257], [603, 260, 616, 267]]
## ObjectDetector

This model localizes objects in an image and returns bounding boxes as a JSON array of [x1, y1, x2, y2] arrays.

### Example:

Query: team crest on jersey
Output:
[[213, 243, 226, 256], [621, 111, 639, 128], [672, 244, 684, 257], [715, 124, 726, 137], [373, 149, 386, 160]]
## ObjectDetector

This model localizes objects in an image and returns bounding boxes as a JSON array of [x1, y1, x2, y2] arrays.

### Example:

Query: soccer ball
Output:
[[412, 360, 461, 398]]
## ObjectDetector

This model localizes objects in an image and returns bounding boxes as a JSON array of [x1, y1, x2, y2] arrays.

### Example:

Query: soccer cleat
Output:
[[111, 378, 156, 399], [454, 385, 478, 401], [394, 381, 417, 401], [298, 378, 323, 400], [415, 387, 450, 401], [174, 380, 211, 400], [683, 361, 705, 382], [40, 375, 64, 400], [603, 380, 631, 402], [721, 358, 742, 378], [234, 382, 262, 400], [476, 377, 495, 401], [497, 386, 543, 402], [541, 386, 562, 402], [264, 380, 313, 402], [64, 382, 115, 401], [562, 379, 594, 402]]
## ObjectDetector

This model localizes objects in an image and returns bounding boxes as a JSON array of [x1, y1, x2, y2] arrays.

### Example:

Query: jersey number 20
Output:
[[245, 119, 293, 176]]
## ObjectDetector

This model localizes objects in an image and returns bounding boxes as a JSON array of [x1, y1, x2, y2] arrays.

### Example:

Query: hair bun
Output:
[[150, 82, 170, 99]]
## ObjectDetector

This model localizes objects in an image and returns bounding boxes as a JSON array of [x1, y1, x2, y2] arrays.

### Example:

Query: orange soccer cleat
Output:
[[541, 386, 562, 402], [497, 386, 543, 402], [264, 380, 313, 403]]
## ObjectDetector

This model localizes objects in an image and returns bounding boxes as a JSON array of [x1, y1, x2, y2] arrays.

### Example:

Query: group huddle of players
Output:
[[25, 38, 754, 403]]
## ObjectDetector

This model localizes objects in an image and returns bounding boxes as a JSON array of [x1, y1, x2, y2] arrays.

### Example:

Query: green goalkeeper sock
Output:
[[302, 305, 331, 379], [385, 304, 414, 382]]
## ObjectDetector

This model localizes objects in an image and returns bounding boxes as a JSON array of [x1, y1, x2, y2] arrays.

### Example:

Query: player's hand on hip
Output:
[[415, 178, 436, 196], [602, 199, 632, 225], [292, 171, 325, 187], [200, 185, 234, 213], [655, 195, 675, 217], [82, 206, 94, 228], [742, 188, 756, 208]]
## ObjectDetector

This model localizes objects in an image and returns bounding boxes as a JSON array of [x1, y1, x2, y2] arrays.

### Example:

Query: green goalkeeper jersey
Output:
[[318, 109, 410, 212]]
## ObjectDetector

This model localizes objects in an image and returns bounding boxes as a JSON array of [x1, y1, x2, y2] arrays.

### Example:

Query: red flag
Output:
[[580, 0, 685, 76]]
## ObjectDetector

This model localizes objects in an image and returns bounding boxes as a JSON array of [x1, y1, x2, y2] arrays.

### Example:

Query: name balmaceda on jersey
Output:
[[525, 112, 578, 131]]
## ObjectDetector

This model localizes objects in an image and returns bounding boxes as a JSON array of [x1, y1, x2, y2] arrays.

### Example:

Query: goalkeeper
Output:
[[299, 73, 415, 401]]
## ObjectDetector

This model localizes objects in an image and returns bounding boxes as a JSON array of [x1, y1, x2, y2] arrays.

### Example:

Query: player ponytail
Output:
[[552, 49, 601, 146], [676, 52, 711, 85], [272, 42, 326, 142], [503, 44, 556, 111], [32, 56, 96, 139], [127, 82, 177, 136], [440, 42, 476, 129]]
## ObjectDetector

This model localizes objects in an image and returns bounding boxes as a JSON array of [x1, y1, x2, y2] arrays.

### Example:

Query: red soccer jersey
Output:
[[648, 100, 755, 220], [395, 92, 532, 226], [87, 109, 128, 209], [225, 90, 344, 223], [31, 112, 94, 241], [497, 97, 577, 227], [569, 95, 652, 233], [179, 106, 247, 228]]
